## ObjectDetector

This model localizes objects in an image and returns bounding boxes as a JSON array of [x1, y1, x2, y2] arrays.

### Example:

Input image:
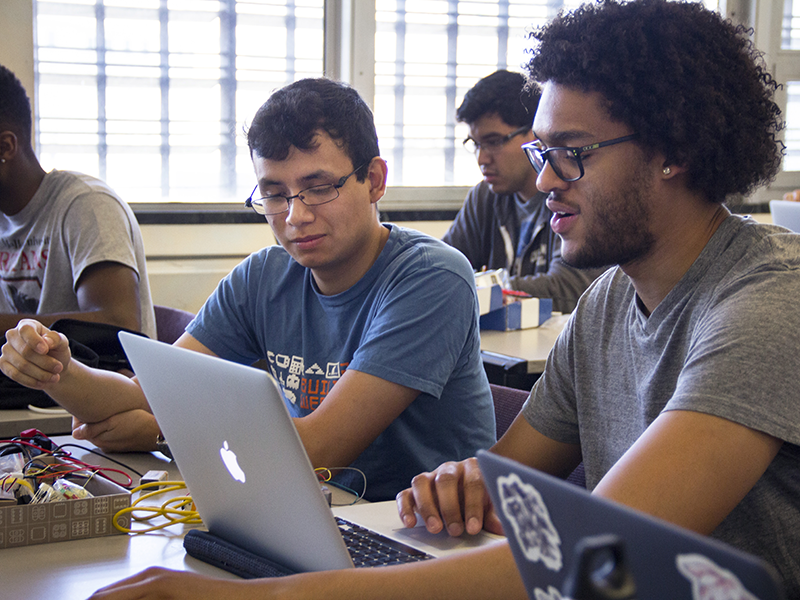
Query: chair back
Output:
[[154, 305, 196, 344], [490, 383, 530, 439], [489, 382, 586, 488]]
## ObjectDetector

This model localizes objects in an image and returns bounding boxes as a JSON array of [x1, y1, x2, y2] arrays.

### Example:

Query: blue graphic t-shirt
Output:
[[187, 224, 496, 501]]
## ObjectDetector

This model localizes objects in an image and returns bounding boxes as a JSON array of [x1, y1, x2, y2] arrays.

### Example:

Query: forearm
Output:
[[263, 542, 525, 600], [43, 359, 148, 424]]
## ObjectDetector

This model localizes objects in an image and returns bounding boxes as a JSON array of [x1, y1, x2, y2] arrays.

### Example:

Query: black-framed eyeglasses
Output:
[[245, 162, 369, 216], [463, 125, 531, 155], [522, 134, 638, 182]]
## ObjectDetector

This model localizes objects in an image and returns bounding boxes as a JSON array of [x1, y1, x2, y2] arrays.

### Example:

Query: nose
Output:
[[535, 159, 568, 194], [477, 146, 495, 167], [284, 195, 315, 226]]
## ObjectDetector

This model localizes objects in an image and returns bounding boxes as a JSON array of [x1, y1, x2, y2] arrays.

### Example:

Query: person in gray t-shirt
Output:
[[0, 64, 155, 339], [397, 2, 800, 600]]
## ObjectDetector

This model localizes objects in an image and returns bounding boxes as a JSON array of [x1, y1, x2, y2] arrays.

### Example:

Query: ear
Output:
[[661, 160, 687, 179], [0, 131, 19, 162], [366, 157, 388, 205]]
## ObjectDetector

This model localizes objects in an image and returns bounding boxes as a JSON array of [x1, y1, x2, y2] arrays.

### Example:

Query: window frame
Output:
[[3, 0, 797, 217], [755, 0, 800, 199]]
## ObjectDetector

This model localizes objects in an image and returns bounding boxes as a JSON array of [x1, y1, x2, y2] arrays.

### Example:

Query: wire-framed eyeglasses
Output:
[[522, 134, 638, 182], [245, 162, 369, 216], [463, 125, 531, 155]]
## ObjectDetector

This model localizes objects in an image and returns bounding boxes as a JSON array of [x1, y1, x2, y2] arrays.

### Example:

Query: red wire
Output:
[[2, 437, 133, 488]]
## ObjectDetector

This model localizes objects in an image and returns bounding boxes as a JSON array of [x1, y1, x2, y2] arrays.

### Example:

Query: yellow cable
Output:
[[0, 475, 35, 494], [113, 481, 202, 534]]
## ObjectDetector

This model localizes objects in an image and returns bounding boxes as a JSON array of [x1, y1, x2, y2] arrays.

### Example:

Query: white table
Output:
[[0, 407, 73, 438], [480, 313, 569, 374], [480, 314, 569, 388], [0, 436, 501, 597]]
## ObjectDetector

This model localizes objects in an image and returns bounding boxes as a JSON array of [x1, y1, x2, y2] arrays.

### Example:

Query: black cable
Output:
[[55, 443, 145, 478]]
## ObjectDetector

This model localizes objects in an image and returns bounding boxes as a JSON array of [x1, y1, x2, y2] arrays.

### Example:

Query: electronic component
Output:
[[139, 470, 169, 490], [321, 485, 332, 507], [0, 487, 16, 506]]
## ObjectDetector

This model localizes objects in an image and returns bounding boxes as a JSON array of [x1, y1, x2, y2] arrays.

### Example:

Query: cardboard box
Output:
[[480, 297, 553, 331], [474, 271, 505, 316], [0, 458, 131, 548], [476, 283, 503, 315]]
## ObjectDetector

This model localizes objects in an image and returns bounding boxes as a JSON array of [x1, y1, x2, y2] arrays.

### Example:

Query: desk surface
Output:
[[1, 436, 501, 597], [0, 407, 73, 438], [479, 313, 570, 374]]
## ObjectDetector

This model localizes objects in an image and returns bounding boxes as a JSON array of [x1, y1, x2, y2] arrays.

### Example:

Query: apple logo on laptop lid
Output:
[[220, 440, 246, 483]]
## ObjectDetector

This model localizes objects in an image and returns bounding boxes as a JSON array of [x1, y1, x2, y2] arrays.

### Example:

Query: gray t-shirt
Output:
[[0, 169, 156, 339], [523, 214, 800, 598]]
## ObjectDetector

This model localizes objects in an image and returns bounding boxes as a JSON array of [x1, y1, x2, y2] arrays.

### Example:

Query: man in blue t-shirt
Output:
[[0, 78, 496, 501]]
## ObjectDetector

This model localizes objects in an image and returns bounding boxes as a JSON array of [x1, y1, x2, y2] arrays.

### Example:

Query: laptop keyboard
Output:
[[336, 517, 434, 567]]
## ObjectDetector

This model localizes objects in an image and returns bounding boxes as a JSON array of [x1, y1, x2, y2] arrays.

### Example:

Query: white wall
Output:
[[141, 220, 451, 313], [0, 1, 35, 119]]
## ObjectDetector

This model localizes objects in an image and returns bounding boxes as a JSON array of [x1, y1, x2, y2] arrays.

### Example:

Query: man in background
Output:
[[0, 64, 156, 339], [443, 70, 603, 313]]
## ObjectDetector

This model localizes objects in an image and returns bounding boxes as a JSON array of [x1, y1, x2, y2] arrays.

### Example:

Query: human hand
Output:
[[395, 457, 504, 537], [89, 567, 253, 599], [783, 189, 800, 202], [72, 409, 161, 454], [0, 319, 72, 389]]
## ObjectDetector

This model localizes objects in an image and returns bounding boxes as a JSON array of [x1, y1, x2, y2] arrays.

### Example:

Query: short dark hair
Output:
[[456, 70, 539, 128], [246, 78, 379, 181], [527, 0, 784, 203], [0, 64, 33, 147]]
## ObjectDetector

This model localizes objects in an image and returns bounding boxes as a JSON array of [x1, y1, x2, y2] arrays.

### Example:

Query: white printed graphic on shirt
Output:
[[266, 352, 348, 411], [676, 554, 760, 600], [497, 473, 563, 571]]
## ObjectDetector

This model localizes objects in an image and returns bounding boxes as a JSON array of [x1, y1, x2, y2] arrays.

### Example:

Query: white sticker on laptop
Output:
[[533, 585, 565, 600], [497, 473, 563, 571], [677, 554, 760, 600]]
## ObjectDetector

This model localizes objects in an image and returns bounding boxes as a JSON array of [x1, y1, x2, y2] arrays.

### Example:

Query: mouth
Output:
[[546, 197, 577, 218], [290, 234, 325, 248], [547, 198, 579, 234]]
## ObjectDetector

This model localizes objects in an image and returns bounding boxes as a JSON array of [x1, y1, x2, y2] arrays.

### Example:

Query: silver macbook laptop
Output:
[[477, 450, 785, 600], [118, 333, 495, 576], [769, 200, 800, 233]]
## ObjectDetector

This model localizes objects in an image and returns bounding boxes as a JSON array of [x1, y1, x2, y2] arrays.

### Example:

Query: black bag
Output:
[[0, 319, 147, 409]]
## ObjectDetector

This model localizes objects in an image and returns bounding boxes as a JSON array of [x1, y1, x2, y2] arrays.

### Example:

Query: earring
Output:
[[663, 166, 671, 175], [0, 159, 5, 164]]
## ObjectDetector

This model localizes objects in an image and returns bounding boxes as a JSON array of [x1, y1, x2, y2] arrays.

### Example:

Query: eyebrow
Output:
[[533, 130, 593, 147], [470, 131, 510, 142], [258, 169, 336, 189]]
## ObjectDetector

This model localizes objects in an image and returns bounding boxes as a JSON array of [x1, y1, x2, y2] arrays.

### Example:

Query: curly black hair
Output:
[[246, 78, 379, 182], [0, 64, 33, 147], [456, 70, 540, 127], [526, 0, 784, 203]]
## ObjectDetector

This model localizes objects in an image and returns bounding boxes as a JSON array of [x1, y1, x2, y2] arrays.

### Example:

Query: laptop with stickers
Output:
[[477, 450, 785, 600]]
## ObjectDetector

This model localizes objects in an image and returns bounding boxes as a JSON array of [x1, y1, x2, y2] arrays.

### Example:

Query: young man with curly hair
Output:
[[444, 70, 603, 312], [67, 1, 800, 598]]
